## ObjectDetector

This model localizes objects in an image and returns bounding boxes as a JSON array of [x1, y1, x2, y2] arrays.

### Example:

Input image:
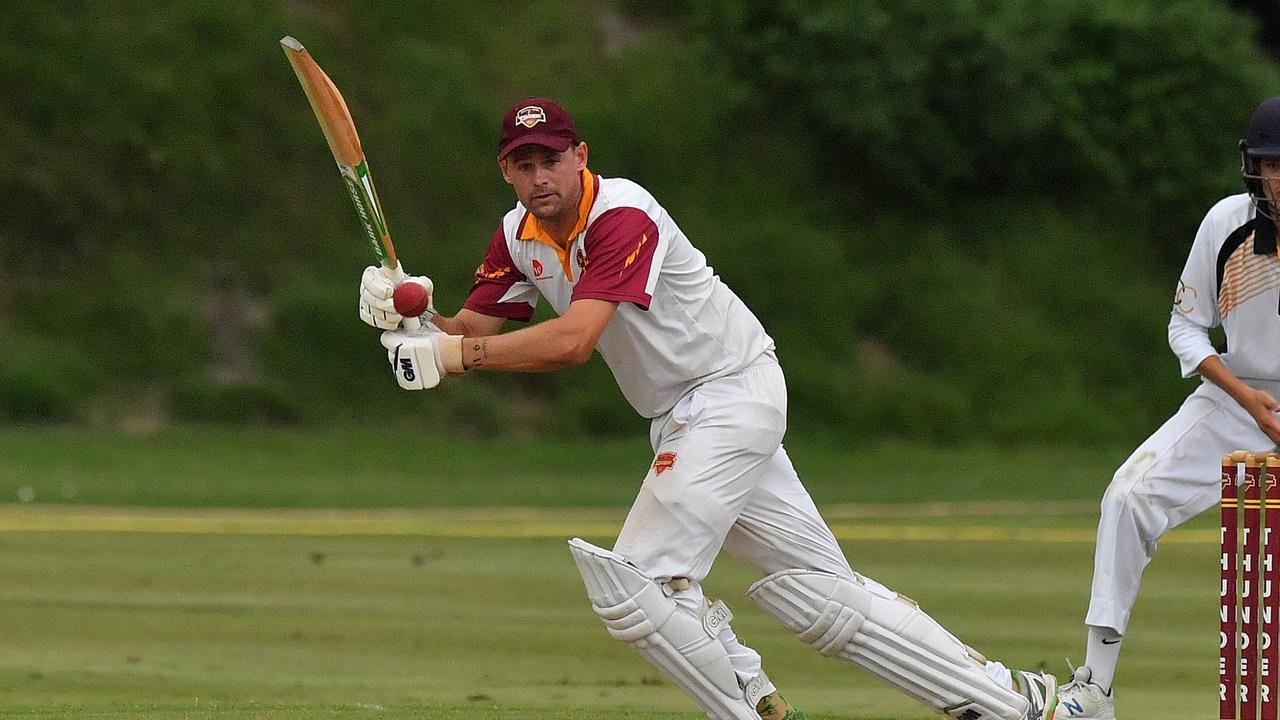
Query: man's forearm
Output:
[[431, 314, 474, 336], [459, 299, 617, 372], [1199, 355, 1253, 403], [461, 320, 592, 372], [1200, 354, 1280, 443], [425, 313, 590, 372]]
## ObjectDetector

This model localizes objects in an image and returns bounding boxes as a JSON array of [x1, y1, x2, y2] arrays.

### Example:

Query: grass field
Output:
[[0, 428, 1221, 719]]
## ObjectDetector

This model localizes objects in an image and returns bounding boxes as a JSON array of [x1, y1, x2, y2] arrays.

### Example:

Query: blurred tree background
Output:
[[1, 0, 1278, 444]]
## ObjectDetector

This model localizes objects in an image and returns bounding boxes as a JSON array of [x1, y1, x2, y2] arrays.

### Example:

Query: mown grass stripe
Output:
[[0, 506, 1216, 543]]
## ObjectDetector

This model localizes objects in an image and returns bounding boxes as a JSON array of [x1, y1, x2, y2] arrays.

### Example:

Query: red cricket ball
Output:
[[392, 280, 431, 317]]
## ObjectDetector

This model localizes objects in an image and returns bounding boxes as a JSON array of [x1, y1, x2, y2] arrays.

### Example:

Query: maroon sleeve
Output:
[[462, 225, 535, 322], [572, 207, 660, 310]]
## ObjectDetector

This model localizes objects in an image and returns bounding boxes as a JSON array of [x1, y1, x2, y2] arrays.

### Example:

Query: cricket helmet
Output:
[[1240, 96, 1280, 219]]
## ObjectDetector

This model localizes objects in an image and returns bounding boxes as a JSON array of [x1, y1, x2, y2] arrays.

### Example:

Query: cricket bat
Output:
[[279, 35, 421, 329]]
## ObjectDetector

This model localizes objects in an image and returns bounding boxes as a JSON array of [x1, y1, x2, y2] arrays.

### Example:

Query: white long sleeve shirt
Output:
[[1169, 193, 1280, 382]]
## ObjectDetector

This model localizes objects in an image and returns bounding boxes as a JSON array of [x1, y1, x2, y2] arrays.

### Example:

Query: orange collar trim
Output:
[[517, 169, 598, 281]]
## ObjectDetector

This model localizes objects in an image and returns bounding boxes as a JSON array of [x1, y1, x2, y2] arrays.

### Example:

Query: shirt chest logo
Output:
[[529, 256, 565, 283]]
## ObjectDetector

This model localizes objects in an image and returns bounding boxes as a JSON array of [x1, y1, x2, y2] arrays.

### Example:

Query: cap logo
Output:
[[515, 106, 547, 129]]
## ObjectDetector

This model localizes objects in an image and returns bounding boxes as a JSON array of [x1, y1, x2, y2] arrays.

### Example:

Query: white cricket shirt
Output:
[[1169, 193, 1280, 382], [463, 170, 776, 417]]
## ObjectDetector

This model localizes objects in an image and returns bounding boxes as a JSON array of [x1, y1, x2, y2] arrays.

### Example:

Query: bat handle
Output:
[[402, 315, 422, 332]]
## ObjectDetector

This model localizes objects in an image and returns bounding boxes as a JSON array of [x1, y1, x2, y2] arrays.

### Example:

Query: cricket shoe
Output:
[[1054, 666, 1114, 719], [1015, 670, 1059, 720]]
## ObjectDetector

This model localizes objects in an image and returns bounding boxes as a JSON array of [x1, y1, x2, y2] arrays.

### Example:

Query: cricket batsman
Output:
[[358, 97, 1058, 720]]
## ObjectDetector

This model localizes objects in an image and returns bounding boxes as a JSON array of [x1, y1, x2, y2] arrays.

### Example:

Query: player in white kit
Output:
[[358, 97, 1058, 720], [1055, 97, 1280, 720]]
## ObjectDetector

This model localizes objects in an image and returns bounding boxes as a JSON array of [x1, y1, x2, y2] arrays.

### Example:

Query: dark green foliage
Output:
[[1, 1, 1277, 442], [1229, 0, 1280, 59], [171, 379, 302, 424], [679, 0, 1276, 235], [0, 337, 97, 422]]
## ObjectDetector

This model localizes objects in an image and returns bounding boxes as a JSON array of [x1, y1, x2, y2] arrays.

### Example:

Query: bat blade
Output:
[[280, 35, 397, 270]]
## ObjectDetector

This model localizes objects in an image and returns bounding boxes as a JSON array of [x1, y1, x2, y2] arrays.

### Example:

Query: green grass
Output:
[[0, 426, 1131, 508], [0, 428, 1215, 719], [0, 704, 705, 719]]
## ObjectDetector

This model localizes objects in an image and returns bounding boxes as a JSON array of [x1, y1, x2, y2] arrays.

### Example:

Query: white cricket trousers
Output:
[[1087, 379, 1277, 634], [612, 360, 854, 684]]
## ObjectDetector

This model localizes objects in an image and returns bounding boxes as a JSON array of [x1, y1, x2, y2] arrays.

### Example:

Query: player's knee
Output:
[[1101, 450, 1162, 508], [1099, 478, 1127, 516], [650, 482, 733, 531], [748, 569, 901, 656], [664, 577, 705, 614]]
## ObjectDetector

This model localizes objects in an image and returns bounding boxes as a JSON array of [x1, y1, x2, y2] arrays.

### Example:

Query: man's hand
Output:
[[1199, 356, 1280, 445], [1240, 387, 1280, 444], [379, 325, 464, 390], [359, 263, 435, 329]]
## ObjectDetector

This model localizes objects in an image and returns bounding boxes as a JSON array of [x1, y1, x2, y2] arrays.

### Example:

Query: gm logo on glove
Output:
[[380, 329, 447, 391]]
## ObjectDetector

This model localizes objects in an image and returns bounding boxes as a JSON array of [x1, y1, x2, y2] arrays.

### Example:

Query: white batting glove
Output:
[[379, 325, 464, 390], [358, 263, 435, 330]]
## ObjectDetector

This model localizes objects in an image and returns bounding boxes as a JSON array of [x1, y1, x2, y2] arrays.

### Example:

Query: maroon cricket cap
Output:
[[497, 97, 581, 160]]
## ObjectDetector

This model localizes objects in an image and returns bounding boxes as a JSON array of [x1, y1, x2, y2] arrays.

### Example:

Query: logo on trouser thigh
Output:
[[653, 451, 677, 475]]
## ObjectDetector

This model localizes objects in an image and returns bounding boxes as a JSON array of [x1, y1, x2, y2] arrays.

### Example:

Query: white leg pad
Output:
[[747, 569, 1027, 720], [568, 538, 766, 720]]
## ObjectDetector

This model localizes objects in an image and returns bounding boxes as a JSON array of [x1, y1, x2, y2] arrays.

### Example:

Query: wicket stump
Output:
[[1222, 451, 1280, 720]]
